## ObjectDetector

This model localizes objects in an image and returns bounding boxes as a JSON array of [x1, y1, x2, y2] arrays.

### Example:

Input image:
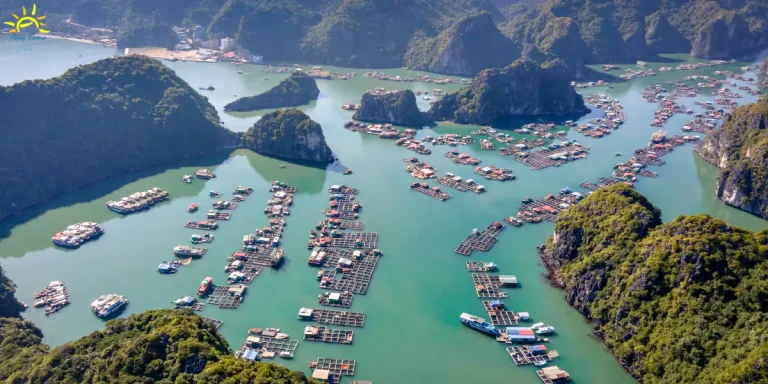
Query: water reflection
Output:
[[0, 150, 233, 256], [241, 149, 327, 194]]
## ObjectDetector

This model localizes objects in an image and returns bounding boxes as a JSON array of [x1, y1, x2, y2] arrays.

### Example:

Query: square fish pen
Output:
[[506, 346, 557, 366], [207, 286, 244, 309], [319, 253, 380, 295], [482, 301, 519, 326], [328, 232, 378, 249], [319, 291, 354, 308], [466, 261, 494, 272], [310, 358, 356, 383], [301, 309, 366, 327], [303, 326, 354, 344]]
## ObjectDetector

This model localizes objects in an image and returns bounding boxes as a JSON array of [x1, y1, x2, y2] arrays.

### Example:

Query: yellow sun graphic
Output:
[[4, 4, 48, 34]]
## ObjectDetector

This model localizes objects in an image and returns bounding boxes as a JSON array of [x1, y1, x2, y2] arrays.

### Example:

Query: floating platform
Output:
[[321, 219, 365, 230], [323, 210, 359, 220], [513, 143, 590, 170], [303, 326, 353, 344], [455, 223, 505, 256], [309, 358, 356, 383], [243, 332, 298, 358], [329, 185, 358, 195], [184, 220, 218, 230], [299, 308, 366, 327], [410, 183, 452, 201], [207, 211, 231, 220], [318, 291, 354, 308], [466, 261, 496, 272], [507, 346, 558, 366], [212, 202, 238, 210], [327, 232, 378, 249], [201, 317, 223, 329], [483, 301, 519, 326], [207, 285, 247, 309], [318, 252, 380, 295]]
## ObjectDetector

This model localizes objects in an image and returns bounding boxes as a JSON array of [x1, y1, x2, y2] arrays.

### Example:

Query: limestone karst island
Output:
[[0, 0, 767, 383]]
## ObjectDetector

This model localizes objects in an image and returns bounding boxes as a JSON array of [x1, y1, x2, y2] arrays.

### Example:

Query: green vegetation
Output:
[[544, 184, 768, 383], [429, 58, 588, 125], [242, 109, 333, 163], [224, 71, 320, 112], [0, 265, 317, 383], [499, 0, 768, 66], [235, 5, 318, 61], [117, 25, 179, 49], [0, 55, 238, 221], [695, 99, 768, 220], [404, 12, 520, 76], [353, 90, 432, 126]]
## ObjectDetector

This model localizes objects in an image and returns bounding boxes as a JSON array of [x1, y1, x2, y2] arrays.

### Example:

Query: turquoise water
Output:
[[1, 37, 766, 384]]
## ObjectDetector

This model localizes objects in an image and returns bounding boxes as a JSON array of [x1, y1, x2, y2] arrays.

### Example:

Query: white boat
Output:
[[534, 360, 547, 366], [279, 351, 294, 358], [535, 325, 556, 335], [182, 175, 192, 183]]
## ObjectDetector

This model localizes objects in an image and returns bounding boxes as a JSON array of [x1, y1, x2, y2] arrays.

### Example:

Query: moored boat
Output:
[[459, 313, 500, 337], [198, 277, 213, 296]]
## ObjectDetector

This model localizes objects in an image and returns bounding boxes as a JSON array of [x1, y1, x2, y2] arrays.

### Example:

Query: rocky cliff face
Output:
[[404, 12, 520, 76], [224, 71, 320, 112], [542, 185, 768, 383], [0, 56, 238, 222], [242, 109, 333, 163], [429, 59, 589, 125], [644, 12, 691, 54], [695, 99, 768, 220], [353, 90, 432, 126], [691, 13, 768, 59], [761, 57, 768, 76]]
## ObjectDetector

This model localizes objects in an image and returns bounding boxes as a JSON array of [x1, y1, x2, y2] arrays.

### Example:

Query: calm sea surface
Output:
[[1, 38, 766, 383]]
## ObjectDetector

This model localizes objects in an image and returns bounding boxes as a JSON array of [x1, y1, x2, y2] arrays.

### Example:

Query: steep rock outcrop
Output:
[[224, 71, 320, 112], [543, 185, 768, 383], [242, 109, 333, 163], [644, 12, 691, 54], [762, 57, 768, 75], [691, 13, 768, 59], [695, 99, 768, 220], [0, 56, 238, 221], [353, 90, 432, 126], [404, 12, 520, 76], [429, 59, 589, 125]]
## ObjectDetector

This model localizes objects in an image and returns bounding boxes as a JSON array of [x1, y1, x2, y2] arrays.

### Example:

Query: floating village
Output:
[[37, 56, 768, 384]]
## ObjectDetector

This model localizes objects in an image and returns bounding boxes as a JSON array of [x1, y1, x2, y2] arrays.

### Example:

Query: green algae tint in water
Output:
[[1, 38, 767, 384]]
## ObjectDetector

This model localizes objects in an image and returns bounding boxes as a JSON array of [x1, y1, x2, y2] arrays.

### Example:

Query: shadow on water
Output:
[[242, 150, 327, 194], [490, 113, 589, 131], [0, 150, 233, 247]]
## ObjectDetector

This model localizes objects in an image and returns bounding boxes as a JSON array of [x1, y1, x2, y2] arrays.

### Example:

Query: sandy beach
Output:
[[125, 47, 207, 62]]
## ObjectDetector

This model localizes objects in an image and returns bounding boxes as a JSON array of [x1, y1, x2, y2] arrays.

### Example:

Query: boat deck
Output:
[[310, 358, 356, 383], [328, 232, 378, 249], [201, 317, 223, 329], [507, 346, 554, 366], [301, 309, 366, 327], [304, 326, 354, 344], [207, 286, 243, 309], [319, 291, 354, 308]]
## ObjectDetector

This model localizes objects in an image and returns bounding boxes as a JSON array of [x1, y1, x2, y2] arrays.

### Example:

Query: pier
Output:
[[298, 308, 366, 327], [309, 358, 356, 383], [303, 326, 353, 344], [455, 222, 505, 256], [318, 291, 354, 308], [410, 182, 452, 201]]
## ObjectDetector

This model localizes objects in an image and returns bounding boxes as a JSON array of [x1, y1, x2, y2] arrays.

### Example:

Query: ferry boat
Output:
[[459, 313, 500, 337], [198, 277, 213, 296], [196, 169, 216, 179], [90, 294, 128, 318], [173, 245, 206, 257], [51, 222, 104, 248], [187, 203, 199, 212]]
